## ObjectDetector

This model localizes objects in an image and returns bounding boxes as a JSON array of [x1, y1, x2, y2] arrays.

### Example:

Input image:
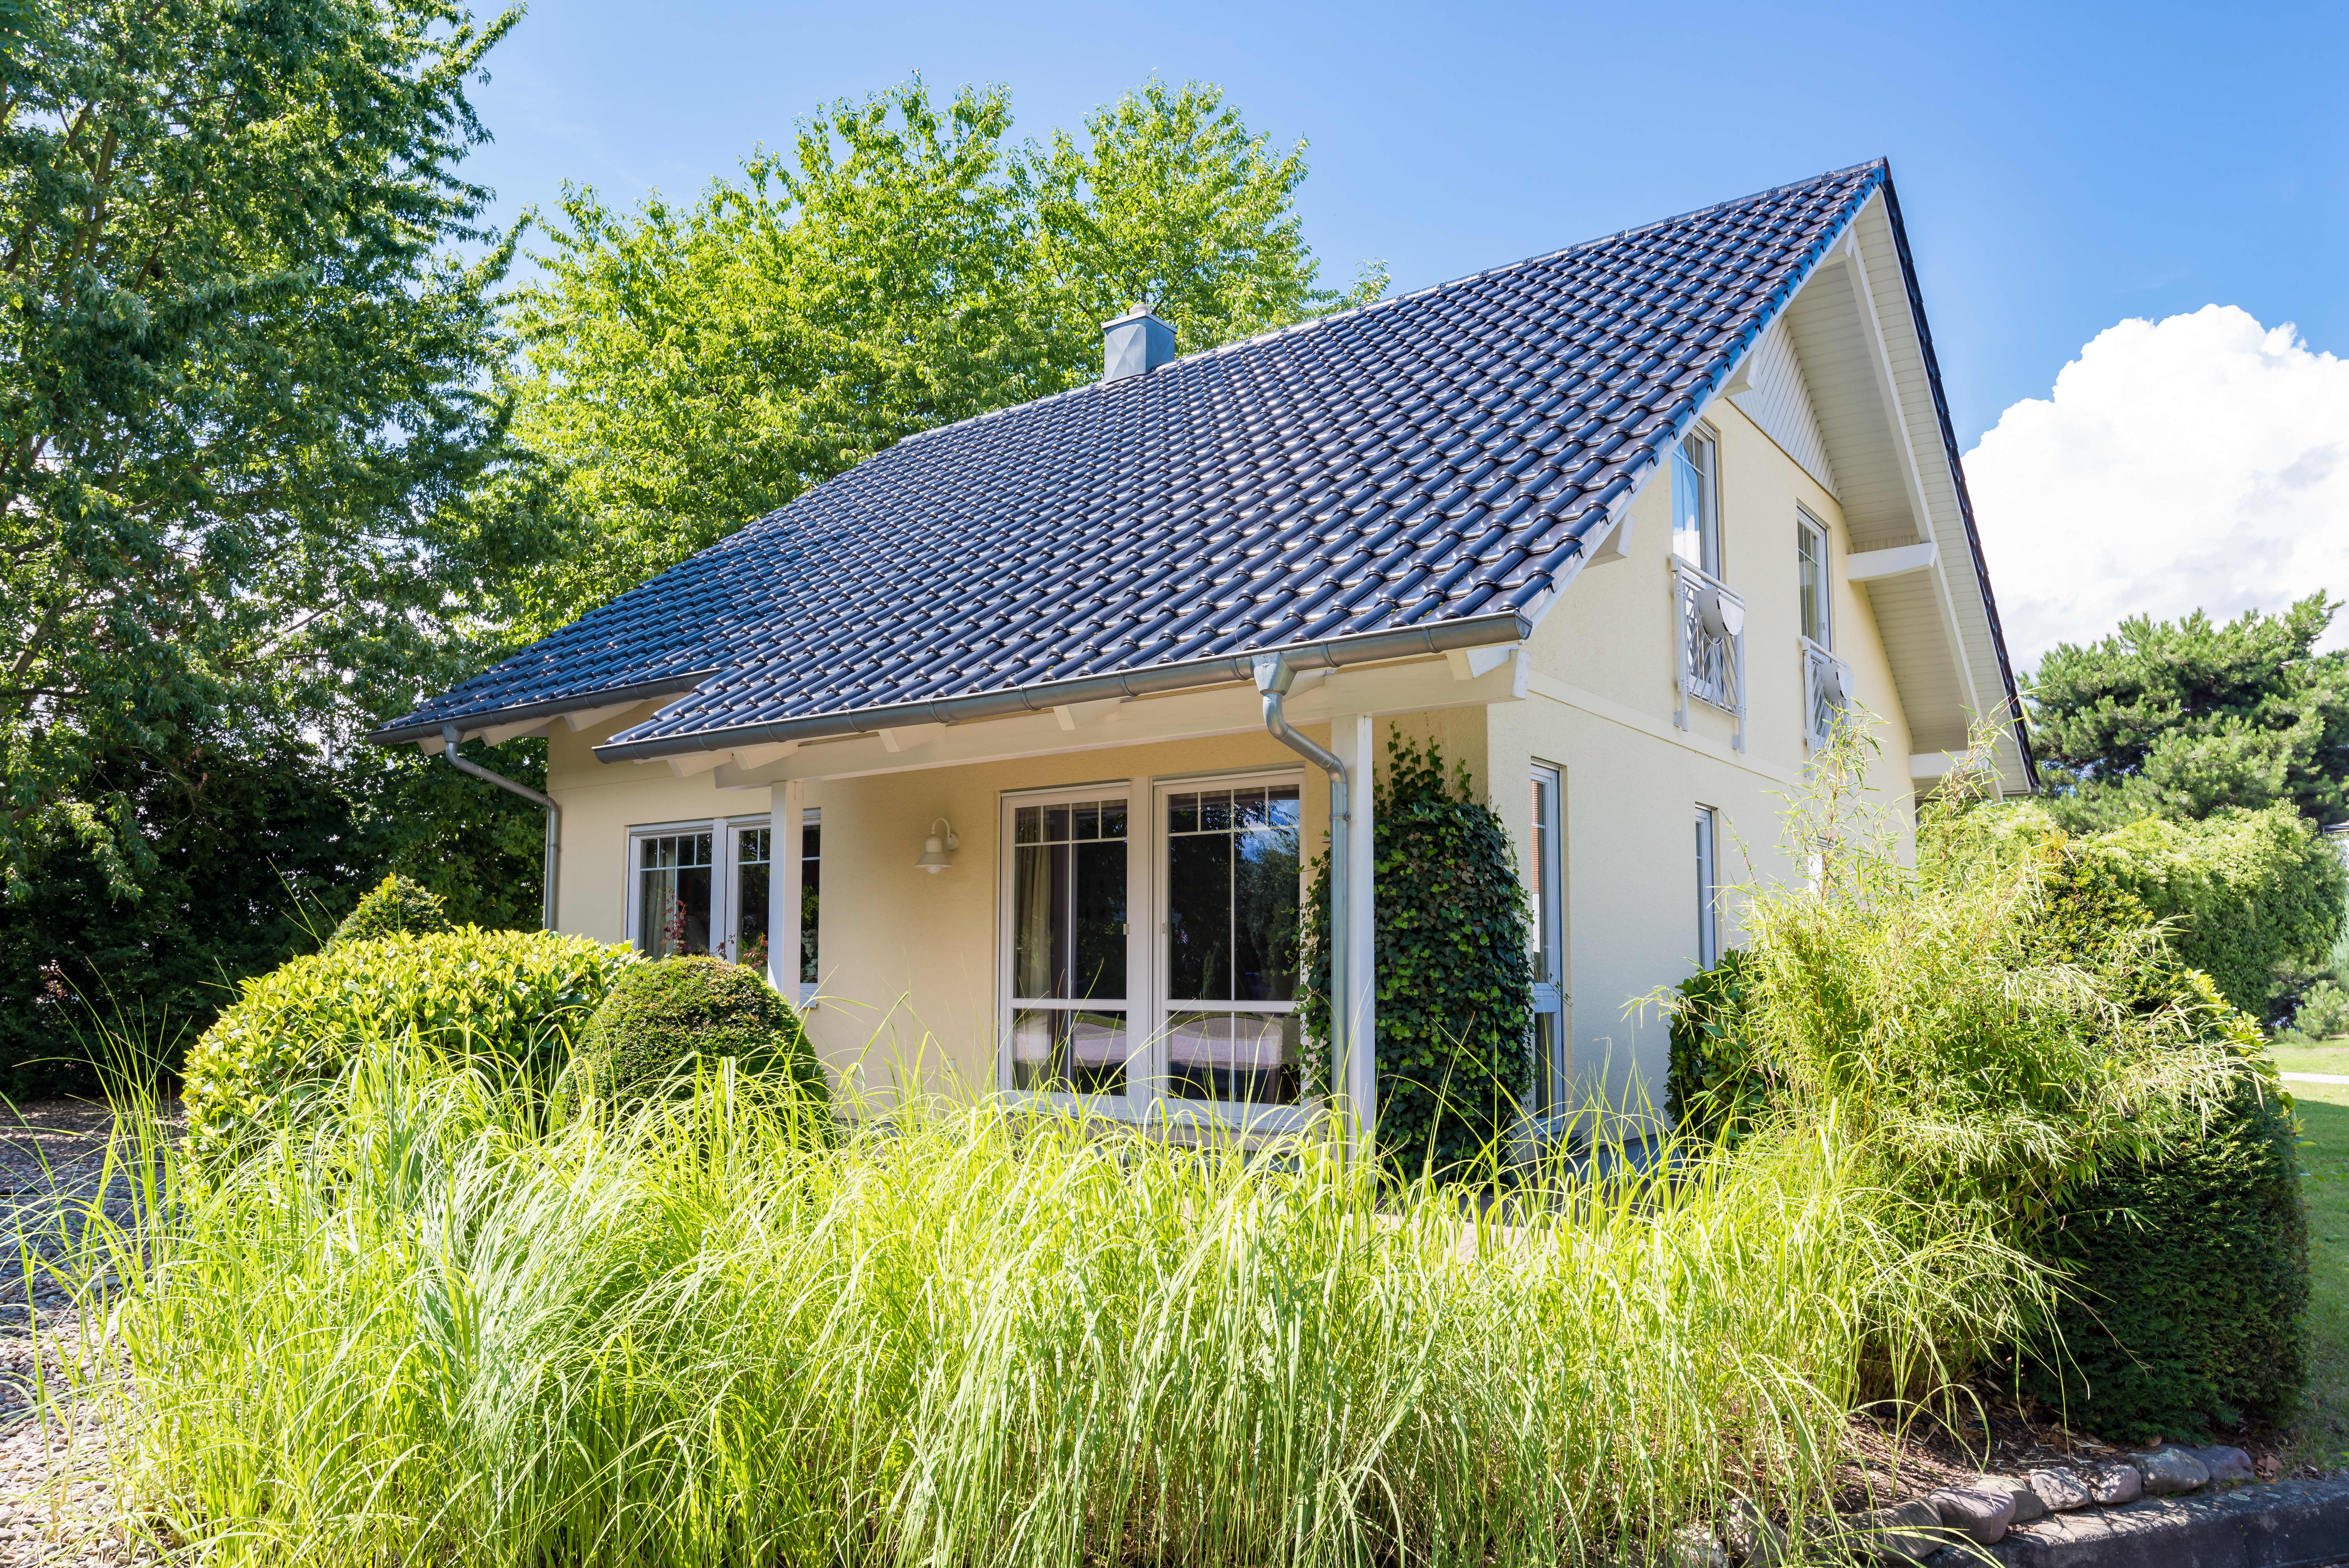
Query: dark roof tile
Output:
[[378, 161, 1888, 751]]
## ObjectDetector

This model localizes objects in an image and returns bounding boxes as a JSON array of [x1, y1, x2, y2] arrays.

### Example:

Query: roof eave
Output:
[[367, 668, 726, 748], [590, 612, 1538, 764]]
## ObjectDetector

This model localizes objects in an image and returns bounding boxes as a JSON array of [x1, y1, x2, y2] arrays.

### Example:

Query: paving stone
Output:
[[2133, 1447, 2211, 1495], [2085, 1461, 2144, 1506], [1859, 1500, 1947, 1564], [2185, 1445, 2254, 1485], [2027, 1468, 2094, 1512], [1723, 1497, 1788, 1565], [1927, 1484, 2016, 1544], [1973, 1473, 2047, 1524], [1667, 1521, 1728, 1568]]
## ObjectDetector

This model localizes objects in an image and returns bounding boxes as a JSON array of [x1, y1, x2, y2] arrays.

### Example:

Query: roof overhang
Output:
[[589, 611, 1534, 766], [367, 669, 724, 750]]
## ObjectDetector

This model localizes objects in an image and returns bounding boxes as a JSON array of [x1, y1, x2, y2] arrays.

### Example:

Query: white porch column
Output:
[[775, 780, 804, 1004], [1330, 713, 1378, 1155]]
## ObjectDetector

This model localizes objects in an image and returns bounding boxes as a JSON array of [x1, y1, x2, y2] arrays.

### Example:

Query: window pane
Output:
[[1267, 785, 1301, 829], [1014, 842, 1070, 999], [1231, 786, 1269, 829], [800, 818, 821, 985], [736, 829, 771, 972], [1167, 1012, 1299, 1105], [1169, 793, 1199, 834], [1198, 790, 1232, 832], [1072, 839, 1126, 1000], [1044, 803, 1071, 842], [1672, 445, 1703, 568], [1012, 1008, 1128, 1095], [1015, 805, 1042, 844], [636, 831, 712, 958], [1167, 832, 1232, 1000], [1234, 823, 1299, 1001]]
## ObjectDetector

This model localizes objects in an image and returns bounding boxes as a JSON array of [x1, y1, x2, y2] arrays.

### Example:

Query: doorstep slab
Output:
[[1931, 1476, 2349, 1568]]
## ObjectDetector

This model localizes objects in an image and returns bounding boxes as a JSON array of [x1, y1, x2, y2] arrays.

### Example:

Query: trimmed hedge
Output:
[[570, 955, 829, 1110], [2028, 1057, 2309, 1439], [183, 928, 635, 1160], [327, 874, 453, 949], [1299, 737, 1534, 1180]]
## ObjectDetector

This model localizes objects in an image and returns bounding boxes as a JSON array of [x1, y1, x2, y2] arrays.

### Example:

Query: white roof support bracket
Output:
[[879, 722, 946, 754], [1844, 541, 1939, 583]]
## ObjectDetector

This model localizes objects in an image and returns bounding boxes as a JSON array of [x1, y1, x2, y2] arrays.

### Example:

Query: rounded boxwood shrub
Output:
[[1298, 737, 1534, 1181], [182, 928, 635, 1160], [327, 873, 453, 949], [569, 955, 829, 1110], [2026, 1051, 2309, 1439]]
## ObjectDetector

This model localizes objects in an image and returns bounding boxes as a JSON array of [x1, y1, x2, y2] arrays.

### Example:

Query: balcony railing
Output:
[[1802, 639, 1854, 753], [1671, 556, 1745, 751]]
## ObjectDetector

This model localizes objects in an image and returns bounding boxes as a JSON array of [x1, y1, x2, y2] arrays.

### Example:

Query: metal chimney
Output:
[[1101, 303, 1176, 382]]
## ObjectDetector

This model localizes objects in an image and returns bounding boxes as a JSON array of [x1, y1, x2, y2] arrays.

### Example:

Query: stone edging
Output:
[[1935, 1476, 2349, 1568]]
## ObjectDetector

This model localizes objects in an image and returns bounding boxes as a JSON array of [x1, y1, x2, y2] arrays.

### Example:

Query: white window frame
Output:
[[993, 765, 1311, 1133], [1530, 763, 1567, 1116], [1694, 805, 1721, 969], [1151, 767, 1312, 1134], [623, 814, 776, 975], [1672, 423, 1723, 579], [995, 780, 1144, 1117], [1797, 506, 1832, 651]]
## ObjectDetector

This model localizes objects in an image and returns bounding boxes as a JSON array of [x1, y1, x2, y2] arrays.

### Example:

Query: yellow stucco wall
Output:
[[539, 394, 1925, 1123]]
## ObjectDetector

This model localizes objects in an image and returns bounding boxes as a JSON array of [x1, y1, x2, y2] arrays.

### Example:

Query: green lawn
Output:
[[2277, 1040, 2349, 1078], [2285, 1075, 2349, 1471]]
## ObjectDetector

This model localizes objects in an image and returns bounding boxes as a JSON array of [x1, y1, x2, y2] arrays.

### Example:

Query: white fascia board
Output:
[[1838, 206, 1982, 720], [718, 653, 1525, 785], [1844, 541, 1939, 582]]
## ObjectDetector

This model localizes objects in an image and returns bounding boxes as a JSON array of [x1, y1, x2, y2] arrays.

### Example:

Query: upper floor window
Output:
[[1798, 510, 1831, 648], [1672, 429, 1720, 578]]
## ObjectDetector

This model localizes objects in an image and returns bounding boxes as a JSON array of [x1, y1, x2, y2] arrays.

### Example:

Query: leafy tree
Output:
[[510, 76, 1385, 633], [2026, 594, 2349, 830], [0, 0, 545, 898]]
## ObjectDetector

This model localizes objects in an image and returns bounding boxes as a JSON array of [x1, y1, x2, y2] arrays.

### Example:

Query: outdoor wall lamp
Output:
[[914, 817, 960, 874]]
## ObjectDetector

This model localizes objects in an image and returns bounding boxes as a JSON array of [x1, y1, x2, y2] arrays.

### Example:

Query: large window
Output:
[[1672, 428, 1721, 578], [1164, 781, 1302, 1106], [1798, 510, 1831, 648], [628, 815, 809, 982], [1009, 795, 1131, 1095], [997, 770, 1306, 1122]]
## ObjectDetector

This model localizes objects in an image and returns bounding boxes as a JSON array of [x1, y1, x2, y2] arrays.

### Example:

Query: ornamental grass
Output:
[[62, 1047, 2030, 1568]]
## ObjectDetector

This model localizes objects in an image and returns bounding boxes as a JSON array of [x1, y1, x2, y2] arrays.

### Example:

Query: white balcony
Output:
[[1801, 638, 1854, 753], [1671, 556, 1745, 751]]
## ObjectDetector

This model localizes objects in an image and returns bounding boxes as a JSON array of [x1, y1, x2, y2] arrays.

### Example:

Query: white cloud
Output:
[[1962, 305, 2349, 675]]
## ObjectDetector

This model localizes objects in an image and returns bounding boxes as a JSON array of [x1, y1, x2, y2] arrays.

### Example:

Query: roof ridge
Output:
[[891, 159, 1886, 452]]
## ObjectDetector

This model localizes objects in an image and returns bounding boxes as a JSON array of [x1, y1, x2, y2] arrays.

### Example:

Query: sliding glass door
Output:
[[1002, 791, 1134, 1102], [1160, 777, 1303, 1114]]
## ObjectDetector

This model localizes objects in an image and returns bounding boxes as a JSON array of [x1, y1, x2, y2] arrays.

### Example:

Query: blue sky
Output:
[[463, 0, 2349, 664]]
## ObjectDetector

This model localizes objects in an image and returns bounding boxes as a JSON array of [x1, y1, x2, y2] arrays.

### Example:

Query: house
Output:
[[372, 159, 2030, 1139]]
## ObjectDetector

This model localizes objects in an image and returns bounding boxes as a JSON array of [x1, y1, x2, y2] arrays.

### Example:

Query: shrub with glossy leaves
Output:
[[326, 873, 454, 950], [182, 928, 634, 1160], [569, 955, 829, 1110], [1299, 737, 1534, 1180]]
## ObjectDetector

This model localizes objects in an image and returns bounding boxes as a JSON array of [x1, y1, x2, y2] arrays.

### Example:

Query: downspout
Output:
[[440, 723, 561, 932], [1251, 654, 1363, 1162]]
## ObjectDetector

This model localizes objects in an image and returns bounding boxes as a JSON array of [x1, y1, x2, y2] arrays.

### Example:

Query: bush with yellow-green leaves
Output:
[[181, 927, 634, 1160]]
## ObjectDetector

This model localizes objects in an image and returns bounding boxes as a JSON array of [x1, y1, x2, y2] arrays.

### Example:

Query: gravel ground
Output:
[[0, 1100, 167, 1566]]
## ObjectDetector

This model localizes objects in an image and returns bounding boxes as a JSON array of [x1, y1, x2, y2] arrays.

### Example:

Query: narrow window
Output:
[[732, 825, 770, 970], [1798, 511, 1831, 648], [1694, 807, 1720, 969], [1529, 766, 1565, 1113], [1165, 782, 1302, 1106], [1010, 797, 1130, 1094], [636, 830, 713, 958], [1672, 429, 1720, 577], [799, 809, 822, 986]]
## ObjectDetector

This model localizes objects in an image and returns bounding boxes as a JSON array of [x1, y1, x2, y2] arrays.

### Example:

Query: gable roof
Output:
[[376, 159, 2022, 768]]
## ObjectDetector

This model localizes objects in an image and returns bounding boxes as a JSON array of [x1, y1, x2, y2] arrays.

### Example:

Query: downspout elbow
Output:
[[440, 723, 562, 932], [1251, 655, 1347, 800]]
